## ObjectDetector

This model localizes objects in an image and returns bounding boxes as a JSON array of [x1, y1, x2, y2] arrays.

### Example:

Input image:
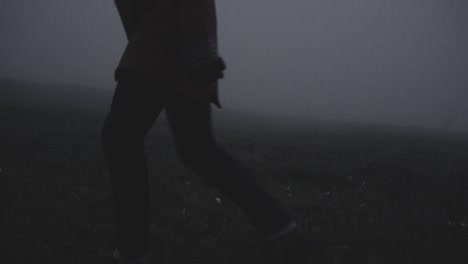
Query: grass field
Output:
[[1, 80, 467, 263]]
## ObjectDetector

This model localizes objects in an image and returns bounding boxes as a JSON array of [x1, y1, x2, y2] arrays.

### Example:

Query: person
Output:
[[101, 1, 324, 263]]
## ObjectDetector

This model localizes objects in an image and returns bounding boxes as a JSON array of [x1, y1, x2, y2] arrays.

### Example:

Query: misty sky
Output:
[[1, 0, 468, 132]]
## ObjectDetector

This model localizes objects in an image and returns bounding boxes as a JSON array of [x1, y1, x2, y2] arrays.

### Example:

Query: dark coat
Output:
[[114, 0, 222, 108]]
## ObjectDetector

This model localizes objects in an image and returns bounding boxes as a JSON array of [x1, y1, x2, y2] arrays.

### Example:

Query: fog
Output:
[[1, 0, 468, 132]]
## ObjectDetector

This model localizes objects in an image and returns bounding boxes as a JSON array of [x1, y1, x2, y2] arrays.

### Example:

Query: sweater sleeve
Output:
[[177, 0, 226, 82]]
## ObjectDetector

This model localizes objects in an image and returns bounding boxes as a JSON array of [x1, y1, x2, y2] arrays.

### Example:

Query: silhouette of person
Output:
[[101, 1, 315, 263]]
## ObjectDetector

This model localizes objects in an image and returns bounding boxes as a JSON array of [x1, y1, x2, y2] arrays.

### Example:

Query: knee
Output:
[[101, 114, 134, 155]]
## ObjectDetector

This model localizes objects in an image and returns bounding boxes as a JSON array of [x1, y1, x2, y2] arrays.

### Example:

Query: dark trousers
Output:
[[101, 76, 293, 258]]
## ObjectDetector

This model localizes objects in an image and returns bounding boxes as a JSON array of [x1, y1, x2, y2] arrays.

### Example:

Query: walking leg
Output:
[[165, 92, 294, 238], [101, 76, 170, 258]]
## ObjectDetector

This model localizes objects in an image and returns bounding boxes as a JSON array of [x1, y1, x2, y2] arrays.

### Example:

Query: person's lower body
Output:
[[101, 75, 294, 259]]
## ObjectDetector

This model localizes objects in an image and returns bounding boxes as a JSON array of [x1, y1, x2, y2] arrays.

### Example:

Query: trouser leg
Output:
[[165, 92, 294, 238], [101, 76, 169, 258]]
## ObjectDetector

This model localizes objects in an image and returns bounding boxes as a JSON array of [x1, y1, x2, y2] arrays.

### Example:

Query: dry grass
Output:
[[1, 102, 467, 264]]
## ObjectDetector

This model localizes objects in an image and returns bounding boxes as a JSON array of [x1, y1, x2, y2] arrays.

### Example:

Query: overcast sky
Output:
[[1, 0, 468, 132]]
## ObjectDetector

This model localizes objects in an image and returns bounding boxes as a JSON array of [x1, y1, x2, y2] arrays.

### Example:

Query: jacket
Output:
[[114, 0, 224, 108]]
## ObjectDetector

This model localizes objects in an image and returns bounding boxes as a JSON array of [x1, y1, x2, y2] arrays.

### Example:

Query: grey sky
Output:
[[1, 0, 468, 132]]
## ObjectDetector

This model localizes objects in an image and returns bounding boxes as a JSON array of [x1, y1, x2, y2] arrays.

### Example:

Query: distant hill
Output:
[[0, 78, 111, 112], [1, 78, 467, 141]]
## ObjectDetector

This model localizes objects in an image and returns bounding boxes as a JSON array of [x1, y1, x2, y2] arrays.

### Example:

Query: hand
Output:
[[184, 56, 226, 83]]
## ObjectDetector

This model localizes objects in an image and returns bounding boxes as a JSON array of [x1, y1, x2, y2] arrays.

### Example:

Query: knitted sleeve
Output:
[[178, 0, 226, 82]]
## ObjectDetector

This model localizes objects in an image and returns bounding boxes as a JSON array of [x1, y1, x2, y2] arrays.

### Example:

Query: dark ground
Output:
[[1, 79, 467, 264]]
